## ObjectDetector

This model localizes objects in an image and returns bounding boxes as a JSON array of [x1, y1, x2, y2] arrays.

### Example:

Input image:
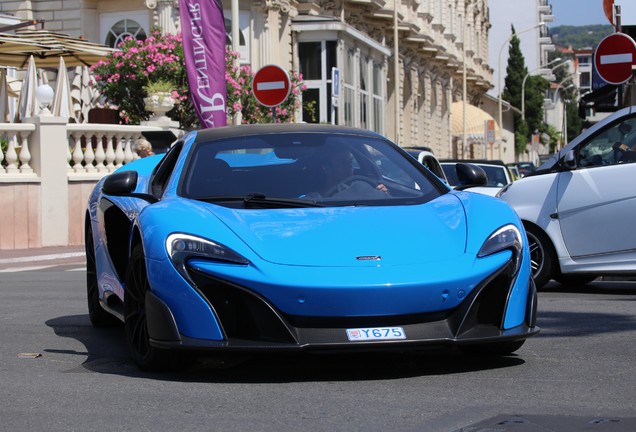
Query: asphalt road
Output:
[[1, 264, 635, 432]]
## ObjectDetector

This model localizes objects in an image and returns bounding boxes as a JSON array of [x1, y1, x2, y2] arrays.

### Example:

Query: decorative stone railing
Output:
[[0, 123, 37, 179], [0, 122, 163, 180], [66, 124, 162, 179]]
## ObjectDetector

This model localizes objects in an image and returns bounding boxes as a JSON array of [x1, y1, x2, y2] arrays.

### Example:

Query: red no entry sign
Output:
[[252, 65, 291, 107], [594, 32, 636, 85]]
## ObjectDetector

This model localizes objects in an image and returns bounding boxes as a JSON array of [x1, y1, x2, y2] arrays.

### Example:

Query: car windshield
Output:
[[179, 132, 443, 207], [475, 165, 509, 187], [515, 162, 536, 175], [441, 164, 459, 186]]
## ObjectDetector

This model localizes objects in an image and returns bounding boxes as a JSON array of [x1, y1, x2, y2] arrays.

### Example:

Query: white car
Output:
[[497, 105, 636, 289], [403, 147, 448, 183], [441, 160, 513, 196]]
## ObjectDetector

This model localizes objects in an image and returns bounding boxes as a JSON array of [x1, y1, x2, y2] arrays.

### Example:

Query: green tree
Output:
[[565, 101, 582, 145], [546, 124, 561, 153], [502, 26, 528, 155], [502, 26, 527, 117], [502, 25, 550, 156], [525, 75, 549, 136]]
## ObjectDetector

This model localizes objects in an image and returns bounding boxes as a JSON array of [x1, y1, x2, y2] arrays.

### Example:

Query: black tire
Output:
[[460, 340, 525, 356], [554, 274, 597, 287], [524, 223, 556, 290], [85, 218, 120, 327], [124, 244, 184, 371]]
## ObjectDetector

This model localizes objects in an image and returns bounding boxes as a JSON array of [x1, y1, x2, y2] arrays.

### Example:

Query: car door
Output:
[[556, 114, 636, 258]]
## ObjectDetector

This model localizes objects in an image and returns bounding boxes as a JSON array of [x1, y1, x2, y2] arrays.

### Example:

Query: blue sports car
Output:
[[85, 124, 538, 370]]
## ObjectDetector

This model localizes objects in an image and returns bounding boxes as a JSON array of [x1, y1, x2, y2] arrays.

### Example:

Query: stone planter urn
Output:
[[144, 92, 175, 121]]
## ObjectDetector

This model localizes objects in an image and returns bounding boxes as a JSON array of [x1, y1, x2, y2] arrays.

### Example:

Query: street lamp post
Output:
[[521, 57, 565, 120], [497, 22, 545, 139], [462, 0, 477, 159], [552, 77, 573, 104], [553, 80, 574, 150]]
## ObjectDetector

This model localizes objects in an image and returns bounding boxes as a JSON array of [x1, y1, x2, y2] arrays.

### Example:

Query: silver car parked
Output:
[[497, 105, 636, 289]]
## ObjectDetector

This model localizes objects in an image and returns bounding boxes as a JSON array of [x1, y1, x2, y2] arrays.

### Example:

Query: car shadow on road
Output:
[[45, 313, 526, 383], [541, 279, 636, 296], [537, 280, 636, 338], [537, 309, 636, 339]]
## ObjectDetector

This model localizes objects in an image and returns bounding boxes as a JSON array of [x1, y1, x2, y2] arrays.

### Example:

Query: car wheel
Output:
[[524, 224, 555, 290], [554, 274, 597, 287], [125, 244, 184, 371], [85, 219, 119, 327], [460, 340, 525, 356]]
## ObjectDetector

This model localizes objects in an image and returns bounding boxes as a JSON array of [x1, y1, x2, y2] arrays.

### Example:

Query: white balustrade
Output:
[[0, 123, 36, 179], [2, 121, 165, 181], [66, 124, 162, 179]]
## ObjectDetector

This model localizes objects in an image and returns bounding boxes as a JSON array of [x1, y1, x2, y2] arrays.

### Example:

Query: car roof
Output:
[[507, 161, 535, 167], [405, 149, 435, 157], [191, 123, 384, 143], [403, 146, 434, 153], [440, 159, 507, 167]]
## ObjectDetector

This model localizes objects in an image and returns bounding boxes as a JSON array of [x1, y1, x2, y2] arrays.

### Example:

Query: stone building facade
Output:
[[1, 0, 495, 159]]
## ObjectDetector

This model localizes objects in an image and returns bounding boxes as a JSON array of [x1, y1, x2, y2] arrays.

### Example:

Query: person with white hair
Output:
[[135, 138, 155, 158]]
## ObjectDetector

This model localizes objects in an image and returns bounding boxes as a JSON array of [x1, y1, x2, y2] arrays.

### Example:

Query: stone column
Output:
[[256, 1, 295, 66], [146, 0, 179, 34], [26, 115, 70, 247]]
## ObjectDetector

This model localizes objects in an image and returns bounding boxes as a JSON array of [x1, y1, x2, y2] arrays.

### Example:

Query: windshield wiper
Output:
[[196, 193, 323, 208], [243, 193, 324, 208]]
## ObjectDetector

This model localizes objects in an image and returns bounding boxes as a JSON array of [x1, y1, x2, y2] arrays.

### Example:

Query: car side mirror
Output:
[[563, 150, 576, 170], [454, 163, 487, 190], [102, 170, 160, 203], [103, 170, 138, 195]]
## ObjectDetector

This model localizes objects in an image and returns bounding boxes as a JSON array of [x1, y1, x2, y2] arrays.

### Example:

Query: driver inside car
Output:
[[323, 147, 388, 195], [303, 146, 388, 199], [611, 122, 636, 162]]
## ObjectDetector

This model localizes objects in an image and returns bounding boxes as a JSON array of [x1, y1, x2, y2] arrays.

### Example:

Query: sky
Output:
[[549, 0, 613, 26]]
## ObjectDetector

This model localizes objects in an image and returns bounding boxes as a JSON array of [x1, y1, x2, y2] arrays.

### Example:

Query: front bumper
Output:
[[145, 261, 539, 352]]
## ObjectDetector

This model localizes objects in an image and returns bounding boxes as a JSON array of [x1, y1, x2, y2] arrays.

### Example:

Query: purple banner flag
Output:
[[179, 0, 227, 128]]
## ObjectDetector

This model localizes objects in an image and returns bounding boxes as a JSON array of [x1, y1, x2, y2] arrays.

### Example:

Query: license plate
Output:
[[346, 326, 406, 341]]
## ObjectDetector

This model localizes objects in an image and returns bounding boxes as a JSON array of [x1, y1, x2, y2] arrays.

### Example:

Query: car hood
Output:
[[204, 194, 468, 267]]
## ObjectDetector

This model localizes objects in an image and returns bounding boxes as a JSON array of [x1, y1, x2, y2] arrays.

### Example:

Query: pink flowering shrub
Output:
[[225, 51, 308, 124], [91, 30, 306, 128]]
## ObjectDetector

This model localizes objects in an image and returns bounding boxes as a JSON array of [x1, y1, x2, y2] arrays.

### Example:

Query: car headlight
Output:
[[166, 233, 249, 282], [478, 224, 523, 274]]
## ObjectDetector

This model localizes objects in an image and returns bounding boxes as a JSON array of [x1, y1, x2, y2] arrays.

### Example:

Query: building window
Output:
[[343, 48, 355, 127], [298, 40, 337, 124], [373, 62, 384, 134], [580, 71, 591, 89], [294, 21, 388, 132], [105, 19, 147, 47], [223, 10, 250, 63], [100, 11, 149, 47], [360, 56, 370, 130]]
